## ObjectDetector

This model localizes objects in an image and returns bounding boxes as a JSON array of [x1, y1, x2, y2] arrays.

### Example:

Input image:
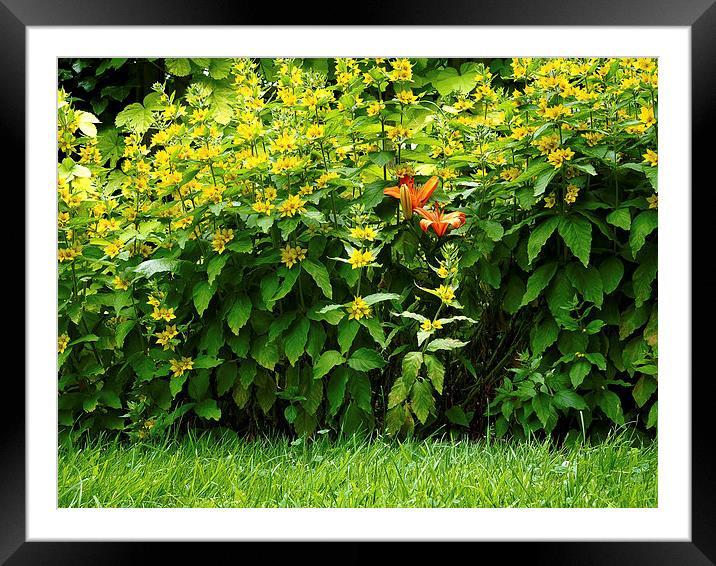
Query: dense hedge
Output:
[[57, 57, 657, 440]]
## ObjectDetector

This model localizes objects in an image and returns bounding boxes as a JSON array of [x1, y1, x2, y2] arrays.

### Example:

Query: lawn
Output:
[[58, 430, 657, 508]]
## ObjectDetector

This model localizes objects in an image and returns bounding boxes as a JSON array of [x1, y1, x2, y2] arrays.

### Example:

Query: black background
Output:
[[5, 0, 708, 563]]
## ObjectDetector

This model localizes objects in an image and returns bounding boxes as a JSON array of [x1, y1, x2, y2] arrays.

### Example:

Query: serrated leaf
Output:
[[531, 392, 554, 428], [207, 254, 229, 286], [359, 316, 386, 348], [633, 245, 657, 308], [426, 338, 469, 352], [133, 258, 180, 278], [114, 320, 136, 349], [599, 257, 624, 295], [445, 406, 471, 427], [619, 305, 650, 340], [410, 380, 435, 424], [313, 350, 344, 379], [597, 390, 624, 425], [348, 372, 372, 413], [401, 351, 423, 386], [216, 362, 237, 396], [629, 210, 658, 256], [327, 367, 349, 416], [115, 102, 154, 134], [633, 375, 657, 407], [533, 168, 558, 197], [272, 267, 300, 302], [227, 294, 252, 335], [251, 335, 279, 371], [558, 215, 592, 267], [165, 58, 192, 76], [306, 322, 326, 361], [194, 399, 221, 421], [646, 401, 658, 429], [284, 318, 310, 366], [503, 274, 526, 315], [553, 390, 588, 410], [347, 348, 385, 372], [569, 360, 591, 388], [268, 311, 297, 343], [362, 292, 400, 306], [607, 208, 631, 230], [530, 315, 559, 355], [521, 261, 558, 307], [192, 281, 217, 317], [302, 259, 333, 299], [565, 262, 603, 308], [337, 318, 360, 354], [424, 354, 445, 394]]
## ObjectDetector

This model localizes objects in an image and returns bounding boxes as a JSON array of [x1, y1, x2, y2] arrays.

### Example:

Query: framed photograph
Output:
[[9, 0, 708, 563]]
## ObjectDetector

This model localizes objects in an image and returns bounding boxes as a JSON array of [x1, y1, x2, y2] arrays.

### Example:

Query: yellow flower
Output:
[[396, 90, 418, 105], [639, 106, 656, 129], [547, 147, 575, 169], [367, 101, 385, 116], [500, 167, 521, 182], [647, 194, 658, 209], [581, 132, 605, 147], [434, 285, 456, 304], [147, 294, 162, 307], [58, 334, 70, 354], [152, 307, 176, 322], [212, 228, 234, 254], [389, 58, 413, 82], [643, 149, 658, 167], [533, 133, 560, 155], [542, 104, 570, 121], [348, 249, 375, 269], [278, 194, 307, 218], [544, 194, 556, 208], [347, 296, 372, 320], [565, 184, 580, 204], [420, 319, 433, 331], [113, 276, 130, 290], [155, 325, 179, 350], [104, 239, 124, 259], [280, 244, 307, 269], [306, 124, 325, 140], [170, 356, 194, 377]]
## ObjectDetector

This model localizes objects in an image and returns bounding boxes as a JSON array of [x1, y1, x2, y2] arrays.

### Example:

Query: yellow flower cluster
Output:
[[155, 325, 179, 350], [170, 356, 194, 377], [643, 149, 658, 167], [349, 226, 377, 241], [152, 307, 176, 322], [58, 246, 81, 262], [58, 334, 70, 354], [420, 319, 443, 332], [278, 194, 307, 218], [547, 147, 575, 169], [280, 244, 307, 269], [212, 228, 234, 254], [434, 285, 456, 304], [565, 184, 580, 204], [348, 248, 375, 269], [347, 296, 372, 320]]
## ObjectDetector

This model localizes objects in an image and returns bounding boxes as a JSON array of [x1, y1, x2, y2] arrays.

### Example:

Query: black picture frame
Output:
[[7, 1, 707, 563]]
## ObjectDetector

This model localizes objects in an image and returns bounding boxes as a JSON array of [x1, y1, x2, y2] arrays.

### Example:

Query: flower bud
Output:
[[399, 183, 413, 220]]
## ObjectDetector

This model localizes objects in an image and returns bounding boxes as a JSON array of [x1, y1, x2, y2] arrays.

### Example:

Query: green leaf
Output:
[[530, 316, 559, 355], [401, 351, 423, 387], [251, 335, 279, 371], [165, 58, 192, 76], [98, 389, 122, 409], [633, 375, 657, 407], [619, 305, 650, 340], [227, 294, 252, 335], [238, 358, 257, 388], [362, 292, 400, 306], [268, 311, 297, 343], [558, 215, 592, 267], [284, 318, 310, 366], [188, 370, 210, 400], [133, 258, 180, 278], [272, 267, 300, 302], [410, 380, 435, 424], [359, 317, 386, 348], [302, 259, 333, 299], [646, 401, 658, 429], [193, 355, 223, 369], [337, 318, 360, 354], [313, 350, 345, 380], [633, 245, 657, 308], [207, 254, 229, 286], [348, 372, 372, 413], [170, 373, 187, 398], [569, 360, 592, 388], [527, 216, 559, 264], [596, 390, 624, 425], [503, 275, 526, 315], [599, 257, 624, 295], [424, 354, 445, 394], [348, 348, 385, 372], [327, 367, 349, 416], [481, 220, 504, 241], [629, 210, 657, 256], [533, 168, 558, 197], [194, 399, 221, 421], [306, 322, 326, 361], [426, 338, 469, 352], [284, 405, 298, 424], [192, 281, 217, 317], [521, 261, 558, 307], [445, 406, 471, 427], [255, 372, 276, 414], [114, 320, 136, 349], [368, 150, 395, 167], [606, 208, 631, 231], [531, 392, 554, 428], [115, 102, 154, 134], [565, 262, 603, 308], [585, 352, 607, 371], [553, 390, 588, 410], [216, 362, 237, 396]]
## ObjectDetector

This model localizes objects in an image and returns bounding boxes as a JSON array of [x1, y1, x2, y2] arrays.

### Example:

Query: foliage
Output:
[[57, 57, 658, 440]]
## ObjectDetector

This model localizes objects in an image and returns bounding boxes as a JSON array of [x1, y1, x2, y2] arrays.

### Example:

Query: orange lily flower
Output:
[[415, 204, 466, 237], [383, 175, 439, 212]]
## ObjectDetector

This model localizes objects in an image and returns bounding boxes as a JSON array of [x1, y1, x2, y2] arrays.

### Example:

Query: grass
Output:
[[58, 430, 657, 508]]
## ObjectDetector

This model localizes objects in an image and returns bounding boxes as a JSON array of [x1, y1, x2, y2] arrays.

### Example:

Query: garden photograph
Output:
[[56, 56, 659, 509]]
